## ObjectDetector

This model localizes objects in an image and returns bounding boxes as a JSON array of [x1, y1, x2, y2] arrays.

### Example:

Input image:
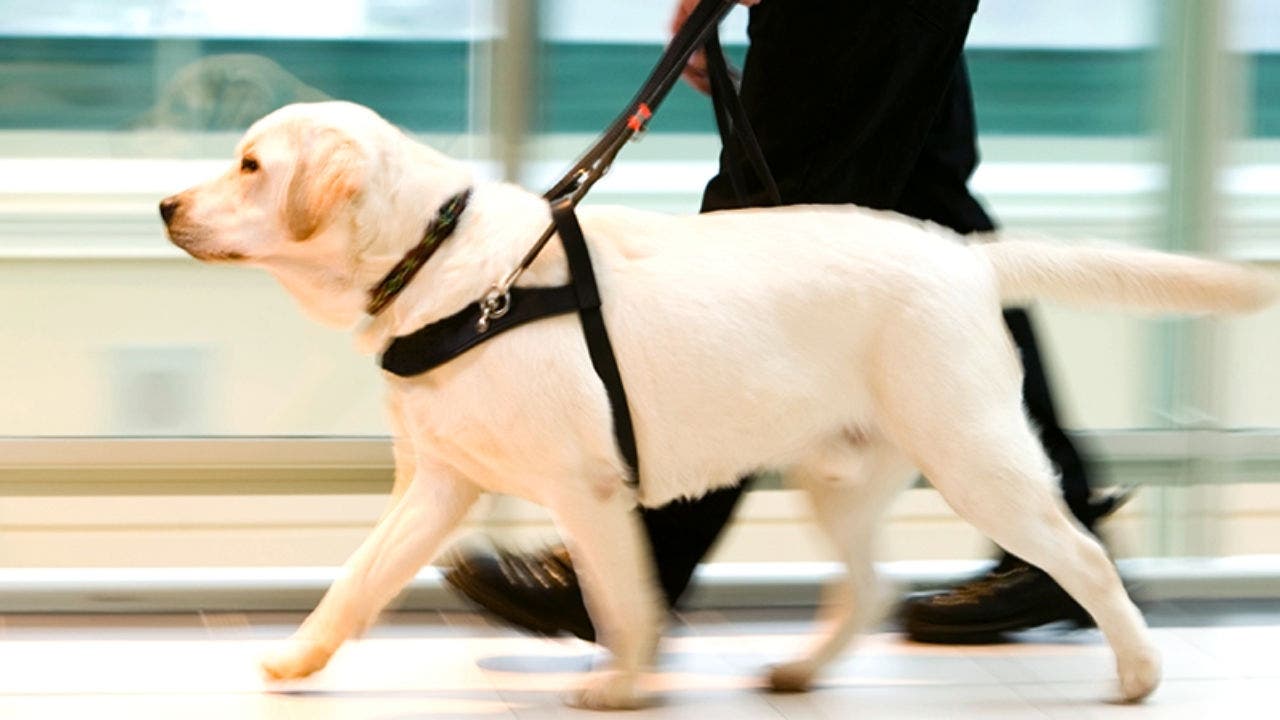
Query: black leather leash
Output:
[[379, 0, 779, 487]]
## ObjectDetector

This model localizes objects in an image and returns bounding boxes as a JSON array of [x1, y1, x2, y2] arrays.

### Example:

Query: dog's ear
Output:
[[285, 127, 365, 241]]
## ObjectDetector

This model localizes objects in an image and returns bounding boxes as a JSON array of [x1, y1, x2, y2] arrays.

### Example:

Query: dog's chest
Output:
[[386, 359, 616, 501], [397, 392, 527, 492]]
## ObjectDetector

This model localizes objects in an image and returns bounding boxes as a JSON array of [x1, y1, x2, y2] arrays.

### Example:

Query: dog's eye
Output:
[[240, 157, 260, 174]]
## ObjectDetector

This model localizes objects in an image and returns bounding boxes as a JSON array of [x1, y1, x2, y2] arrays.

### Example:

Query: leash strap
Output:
[[544, 0, 743, 204]]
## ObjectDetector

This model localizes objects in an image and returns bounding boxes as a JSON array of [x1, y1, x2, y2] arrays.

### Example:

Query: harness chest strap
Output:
[[550, 198, 641, 480], [379, 198, 641, 486]]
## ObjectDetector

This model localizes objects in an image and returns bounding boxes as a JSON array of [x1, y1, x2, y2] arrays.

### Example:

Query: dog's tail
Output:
[[976, 237, 1278, 315]]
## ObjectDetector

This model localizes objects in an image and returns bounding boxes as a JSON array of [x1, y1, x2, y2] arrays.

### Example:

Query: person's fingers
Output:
[[669, 0, 698, 35], [682, 69, 710, 95], [672, 0, 758, 95], [682, 49, 711, 94]]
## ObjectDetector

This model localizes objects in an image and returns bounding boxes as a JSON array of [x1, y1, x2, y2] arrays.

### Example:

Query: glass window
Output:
[[1, 0, 1277, 570], [1, 1, 495, 436]]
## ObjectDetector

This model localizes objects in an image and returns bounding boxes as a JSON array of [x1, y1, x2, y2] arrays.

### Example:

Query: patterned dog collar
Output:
[[366, 188, 472, 316]]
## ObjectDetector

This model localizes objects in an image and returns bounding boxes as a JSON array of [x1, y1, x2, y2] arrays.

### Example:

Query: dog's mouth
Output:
[[167, 229, 246, 263], [189, 247, 247, 262], [161, 194, 247, 263]]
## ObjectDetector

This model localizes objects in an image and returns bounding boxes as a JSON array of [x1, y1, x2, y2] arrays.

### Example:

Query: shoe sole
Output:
[[905, 606, 1095, 645]]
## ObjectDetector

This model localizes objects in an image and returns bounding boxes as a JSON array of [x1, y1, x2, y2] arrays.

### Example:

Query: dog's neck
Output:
[[342, 138, 476, 351], [365, 188, 472, 316], [354, 180, 571, 356]]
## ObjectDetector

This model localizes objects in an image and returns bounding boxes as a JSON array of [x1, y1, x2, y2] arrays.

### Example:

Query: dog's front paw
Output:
[[567, 670, 646, 710], [766, 660, 815, 693], [261, 637, 334, 681], [1117, 645, 1162, 703]]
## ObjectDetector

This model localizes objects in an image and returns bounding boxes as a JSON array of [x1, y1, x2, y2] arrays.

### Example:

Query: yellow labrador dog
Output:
[[161, 101, 1275, 709]]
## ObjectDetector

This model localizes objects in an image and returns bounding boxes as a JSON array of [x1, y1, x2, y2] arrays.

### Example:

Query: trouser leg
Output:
[[892, 60, 1099, 529], [644, 0, 985, 610], [640, 479, 754, 607]]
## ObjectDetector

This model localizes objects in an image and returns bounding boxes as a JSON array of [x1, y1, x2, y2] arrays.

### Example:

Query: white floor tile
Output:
[[0, 609, 1275, 718], [1011, 678, 1277, 720], [767, 682, 1048, 719]]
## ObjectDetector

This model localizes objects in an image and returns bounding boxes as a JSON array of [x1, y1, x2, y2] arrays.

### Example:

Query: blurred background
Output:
[[0, 0, 1277, 607]]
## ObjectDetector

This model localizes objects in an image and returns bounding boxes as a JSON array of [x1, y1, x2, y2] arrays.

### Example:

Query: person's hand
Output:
[[670, 0, 762, 95]]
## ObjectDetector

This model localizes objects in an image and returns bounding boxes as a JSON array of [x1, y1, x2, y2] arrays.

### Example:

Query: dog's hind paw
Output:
[[766, 661, 815, 693], [261, 637, 334, 681], [567, 670, 646, 710]]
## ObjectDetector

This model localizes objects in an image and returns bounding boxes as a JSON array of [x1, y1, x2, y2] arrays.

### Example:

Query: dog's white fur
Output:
[[162, 101, 1276, 709]]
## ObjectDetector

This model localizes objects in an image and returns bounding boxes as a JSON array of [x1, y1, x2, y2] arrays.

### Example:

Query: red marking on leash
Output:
[[627, 103, 653, 131]]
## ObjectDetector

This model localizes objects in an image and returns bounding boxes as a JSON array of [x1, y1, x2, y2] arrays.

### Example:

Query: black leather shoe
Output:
[[901, 554, 1095, 644], [901, 491, 1133, 644], [442, 541, 596, 642]]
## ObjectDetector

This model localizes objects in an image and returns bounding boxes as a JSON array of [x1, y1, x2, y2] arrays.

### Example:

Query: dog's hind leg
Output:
[[922, 423, 1158, 701], [262, 463, 479, 681], [767, 440, 917, 692], [876, 327, 1160, 703]]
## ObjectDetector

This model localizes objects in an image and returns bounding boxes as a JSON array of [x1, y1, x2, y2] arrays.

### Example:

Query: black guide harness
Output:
[[375, 0, 780, 487]]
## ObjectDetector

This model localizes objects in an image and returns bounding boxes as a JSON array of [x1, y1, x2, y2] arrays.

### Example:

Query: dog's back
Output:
[[582, 204, 1000, 504], [578, 203, 1276, 505]]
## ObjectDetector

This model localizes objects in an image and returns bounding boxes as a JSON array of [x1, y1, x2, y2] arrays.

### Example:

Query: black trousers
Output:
[[641, 0, 1097, 607]]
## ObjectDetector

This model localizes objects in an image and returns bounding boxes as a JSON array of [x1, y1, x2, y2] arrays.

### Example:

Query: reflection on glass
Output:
[[0, 0, 1275, 566]]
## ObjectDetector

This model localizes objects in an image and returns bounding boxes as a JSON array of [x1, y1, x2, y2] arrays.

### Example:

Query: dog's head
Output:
[[160, 101, 471, 328]]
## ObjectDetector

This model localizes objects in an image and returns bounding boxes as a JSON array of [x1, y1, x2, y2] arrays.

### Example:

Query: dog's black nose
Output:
[[159, 196, 180, 225]]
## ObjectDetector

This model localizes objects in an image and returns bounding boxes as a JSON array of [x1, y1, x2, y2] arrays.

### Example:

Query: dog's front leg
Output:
[[262, 462, 479, 681], [383, 392, 417, 517], [549, 481, 661, 710]]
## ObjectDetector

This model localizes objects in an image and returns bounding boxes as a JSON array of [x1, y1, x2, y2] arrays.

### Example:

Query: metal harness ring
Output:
[[475, 288, 512, 333]]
